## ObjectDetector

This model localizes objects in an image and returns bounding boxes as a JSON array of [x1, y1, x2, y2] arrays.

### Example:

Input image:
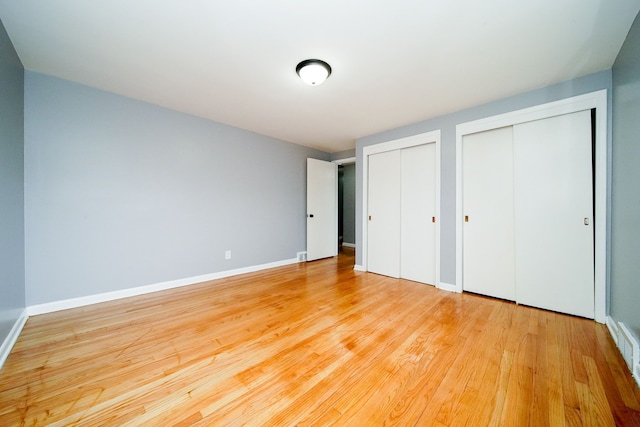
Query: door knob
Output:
[[308, 214, 314, 218]]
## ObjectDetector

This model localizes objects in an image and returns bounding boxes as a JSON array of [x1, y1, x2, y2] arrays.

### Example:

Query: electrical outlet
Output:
[[225, 250, 231, 260]]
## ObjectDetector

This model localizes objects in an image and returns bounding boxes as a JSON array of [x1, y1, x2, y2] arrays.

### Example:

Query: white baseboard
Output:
[[606, 316, 640, 389], [27, 257, 298, 316], [0, 309, 28, 370], [606, 316, 620, 346], [342, 242, 356, 248], [353, 264, 366, 272], [437, 282, 459, 293]]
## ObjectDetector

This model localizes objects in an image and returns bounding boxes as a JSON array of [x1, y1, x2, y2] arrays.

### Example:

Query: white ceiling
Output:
[[1, 1, 639, 153]]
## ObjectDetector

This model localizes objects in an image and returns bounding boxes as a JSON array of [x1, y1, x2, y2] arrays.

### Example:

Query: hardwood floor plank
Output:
[[1, 248, 639, 426], [487, 350, 515, 426], [465, 302, 514, 427], [531, 309, 551, 427], [544, 311, 567, 425], [582, 355, 618, 426], [552, 311, 583, 426]]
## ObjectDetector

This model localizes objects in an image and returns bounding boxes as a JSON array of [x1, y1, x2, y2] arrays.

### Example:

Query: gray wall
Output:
[[331, 149, 355, 161], [611, 12, 640, 338], [0, 19, 25, 341], [342, 164, 356, 244], [24, 71, 329, 306], [356, 70, 613, 285]]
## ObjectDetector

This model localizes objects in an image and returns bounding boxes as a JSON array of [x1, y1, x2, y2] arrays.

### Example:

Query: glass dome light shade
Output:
[[296, 59, 332, 86]]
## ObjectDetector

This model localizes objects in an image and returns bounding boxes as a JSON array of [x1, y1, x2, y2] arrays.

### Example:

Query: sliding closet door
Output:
[[513, 111, 594, 318], [462, 127, 516, 301], [401, 143, 436, 285], [367, 150, 401, 278]]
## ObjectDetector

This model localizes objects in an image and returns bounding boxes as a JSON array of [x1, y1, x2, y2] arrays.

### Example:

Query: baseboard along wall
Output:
[[606, 316, 640, 389], [0, 257, 300, 370], [0, 309, 28, 371], [437, 282, 459, 293]]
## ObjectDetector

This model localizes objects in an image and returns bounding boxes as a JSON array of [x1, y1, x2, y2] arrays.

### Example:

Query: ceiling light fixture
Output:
[[296, 59, 332, 86]]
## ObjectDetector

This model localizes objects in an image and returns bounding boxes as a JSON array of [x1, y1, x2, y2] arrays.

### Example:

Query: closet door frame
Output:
[[361, 130, 441, 288], [455, 90, 608, 323]]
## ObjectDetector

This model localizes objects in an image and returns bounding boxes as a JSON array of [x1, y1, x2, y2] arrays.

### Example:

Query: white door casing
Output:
[[306, 158, 338, 261]]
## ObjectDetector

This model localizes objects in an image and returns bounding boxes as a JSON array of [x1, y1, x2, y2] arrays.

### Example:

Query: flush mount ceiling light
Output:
[[296, 59, 332, 86]]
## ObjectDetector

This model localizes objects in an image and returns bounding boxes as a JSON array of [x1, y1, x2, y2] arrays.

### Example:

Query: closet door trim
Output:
[[455, 90, 608, 323], [362, 130, 441, 288]]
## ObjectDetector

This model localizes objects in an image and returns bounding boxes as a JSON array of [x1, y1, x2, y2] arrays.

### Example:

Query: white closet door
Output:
[[462, 127, 516, 301], [513, 111, 594, 318], [401, 143, 436, 285], [367, 150, 401, 278]]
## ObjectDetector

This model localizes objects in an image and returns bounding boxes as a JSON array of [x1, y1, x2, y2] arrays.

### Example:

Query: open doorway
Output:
[[335, 159, 356, 253]]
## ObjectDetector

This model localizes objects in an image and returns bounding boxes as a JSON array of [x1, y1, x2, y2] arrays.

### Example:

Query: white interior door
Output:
[[462, 127, 516, 301], [306, 158, 338, 261], [367, 150, 401, 277], [401, 143, 436, 285], [513, 111, 594, 318]]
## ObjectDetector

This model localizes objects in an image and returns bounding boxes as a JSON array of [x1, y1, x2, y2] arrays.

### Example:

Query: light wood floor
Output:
[[1, 248, 639, 426]]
